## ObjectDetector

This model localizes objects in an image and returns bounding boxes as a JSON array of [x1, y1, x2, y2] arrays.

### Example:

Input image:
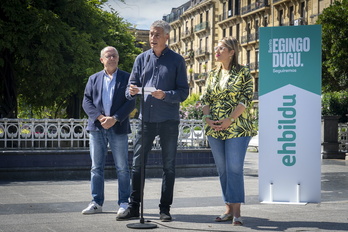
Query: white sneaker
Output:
[[117, 202, 129, 215], [81, 202, 102, 214]]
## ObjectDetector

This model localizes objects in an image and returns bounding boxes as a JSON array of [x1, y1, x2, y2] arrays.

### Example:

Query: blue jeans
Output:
[[208, 136, 251, 203], [89, 130, 130, 206], [130, 120, 179, 210]]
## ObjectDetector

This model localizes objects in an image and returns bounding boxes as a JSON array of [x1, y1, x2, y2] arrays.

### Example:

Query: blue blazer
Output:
[[82, 69, 135, 134]]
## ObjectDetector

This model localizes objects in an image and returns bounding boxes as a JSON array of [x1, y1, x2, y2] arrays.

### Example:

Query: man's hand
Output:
[[98, 115, 117, 129], [151, 89, 166, 100], [129, 84, 139, 96]]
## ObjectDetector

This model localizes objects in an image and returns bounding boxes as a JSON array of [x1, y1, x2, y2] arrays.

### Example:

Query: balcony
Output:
[[194, 47, 210, 61], [241, 0, 268, 15], [181, 29, 194, 43], [183, 50, 195, 64], [194, 22, 209, 33], [181, 29, 192, 38], [193, 73, 207, 86], [241, 32, 259, 45], [169, 37, 181, 50]]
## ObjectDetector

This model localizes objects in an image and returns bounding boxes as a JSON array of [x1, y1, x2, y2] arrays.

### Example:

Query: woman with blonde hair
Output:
[[201, 37, 256, 226]]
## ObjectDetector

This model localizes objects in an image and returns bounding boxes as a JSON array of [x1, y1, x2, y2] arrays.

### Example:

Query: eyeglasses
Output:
[[214, 46, 228, 52], [104, 55, 117, 59]]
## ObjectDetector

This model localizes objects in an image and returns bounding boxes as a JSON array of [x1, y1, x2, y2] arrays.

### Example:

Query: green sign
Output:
[[259, 25, 322, 96]]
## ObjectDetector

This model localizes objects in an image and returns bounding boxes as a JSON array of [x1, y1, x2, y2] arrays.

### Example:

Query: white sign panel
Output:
[[259, 25, 322, 204]]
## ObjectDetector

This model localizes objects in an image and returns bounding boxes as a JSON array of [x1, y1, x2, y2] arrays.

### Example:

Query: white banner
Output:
[[259, 25, 322, 204]]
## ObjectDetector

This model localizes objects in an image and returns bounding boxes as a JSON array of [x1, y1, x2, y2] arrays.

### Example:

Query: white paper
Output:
[[136, 87, 156, 95]]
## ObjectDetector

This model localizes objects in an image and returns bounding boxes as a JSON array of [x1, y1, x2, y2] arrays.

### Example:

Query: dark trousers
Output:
[[130, 120, 179, 210]]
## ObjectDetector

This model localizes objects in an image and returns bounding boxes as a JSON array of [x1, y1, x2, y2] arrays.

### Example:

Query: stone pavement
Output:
[[0, 152, 347, 232]]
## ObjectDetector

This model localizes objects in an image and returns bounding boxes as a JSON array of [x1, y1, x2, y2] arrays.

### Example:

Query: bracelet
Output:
[[228, 116, 235, 123], [202, 114, 211, 122]]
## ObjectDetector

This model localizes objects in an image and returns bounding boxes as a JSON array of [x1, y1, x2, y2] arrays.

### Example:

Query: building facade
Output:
[[163, 0, 336, 97], [131, 28, 151, 52]]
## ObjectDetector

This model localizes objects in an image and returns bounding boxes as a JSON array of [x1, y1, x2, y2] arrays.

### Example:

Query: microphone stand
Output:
[[127, 56, 157, 229]]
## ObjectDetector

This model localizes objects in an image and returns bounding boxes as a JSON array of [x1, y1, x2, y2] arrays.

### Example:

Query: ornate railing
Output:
[[338, 123, 348, 152], [241, 0, 268, 15], [194, 22, 209, 32], [0, 118, 208, 150], [1, 118, 346, 152]]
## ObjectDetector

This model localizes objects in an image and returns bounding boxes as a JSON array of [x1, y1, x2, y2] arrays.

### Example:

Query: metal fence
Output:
[[1, 118, 347, 152], [339, 123, 348, 152], [0, 118, 208, 150]]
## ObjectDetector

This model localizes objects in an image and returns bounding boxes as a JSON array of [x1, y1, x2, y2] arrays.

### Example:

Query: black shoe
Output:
[[159, 209, 172, 222], [116, 207, 139, 221]]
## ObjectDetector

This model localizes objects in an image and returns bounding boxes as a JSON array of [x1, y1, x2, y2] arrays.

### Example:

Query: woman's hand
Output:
[[207, 118, 233, 131]]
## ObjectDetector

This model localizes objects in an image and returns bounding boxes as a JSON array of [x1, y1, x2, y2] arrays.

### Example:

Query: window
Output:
[[300, 2, 305, 18], [228, 0, 232, 12], [263, 16, 268, 27], [173, 29, 177, 42], [205, 37, 208, 52], [255, 50, 259, 70], [247, 22, 251, 37], [223, 2, 227, 19], [279, 9, 284, 26], [290, 6, 294, 25], [247, 50, 251, 65], [247, 23, 251, 41]]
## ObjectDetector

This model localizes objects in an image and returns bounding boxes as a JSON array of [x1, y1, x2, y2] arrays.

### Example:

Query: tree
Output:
[[0, 0, 141, 118], [317, 0, 348, 93]]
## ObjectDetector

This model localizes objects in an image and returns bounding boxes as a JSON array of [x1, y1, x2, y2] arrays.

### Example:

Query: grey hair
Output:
[[100, 46, 118, 58], [150, 20, 171, 34]]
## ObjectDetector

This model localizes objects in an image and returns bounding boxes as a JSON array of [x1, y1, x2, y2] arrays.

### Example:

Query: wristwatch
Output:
[[112, 116, 117, 121], [228, 116, 235, 123]]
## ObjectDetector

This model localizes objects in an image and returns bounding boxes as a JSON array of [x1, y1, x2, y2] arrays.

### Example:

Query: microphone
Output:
[[133, 53, 157, 228]]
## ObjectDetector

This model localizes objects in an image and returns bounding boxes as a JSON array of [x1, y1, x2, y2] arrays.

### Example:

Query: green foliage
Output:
[[0, 0, 141, 118], [322, 91, 348, 123], [181, 93, 201, 108], [180, 93, 203, 119], [316, 0, 348, 93]]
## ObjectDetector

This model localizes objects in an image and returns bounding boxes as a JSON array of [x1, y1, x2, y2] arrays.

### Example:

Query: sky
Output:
[[105, 0, 189, 30]]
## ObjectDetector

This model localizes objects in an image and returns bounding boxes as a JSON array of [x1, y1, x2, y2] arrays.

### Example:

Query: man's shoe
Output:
[[81, 202, 102, 214], [117, 202, 128, 215], [116, 207, 139, 221], [159, 209, 172, 222]]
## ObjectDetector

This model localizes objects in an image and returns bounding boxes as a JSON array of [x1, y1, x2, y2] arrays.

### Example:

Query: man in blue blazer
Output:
[[82, 46, 135, 215]]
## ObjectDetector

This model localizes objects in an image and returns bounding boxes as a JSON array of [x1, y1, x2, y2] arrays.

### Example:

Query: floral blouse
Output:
[[201, 66, 257, 140]]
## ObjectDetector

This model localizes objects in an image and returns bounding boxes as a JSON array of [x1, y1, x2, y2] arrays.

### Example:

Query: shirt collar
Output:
[[103, 68, 118, 78], [151, 46, 169, 57]]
